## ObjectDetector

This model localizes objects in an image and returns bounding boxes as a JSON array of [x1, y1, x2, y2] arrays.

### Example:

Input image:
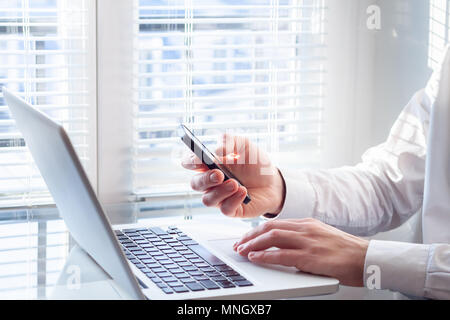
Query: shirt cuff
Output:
[[364, 240, 431, 297], [265, 168, 316, 220]]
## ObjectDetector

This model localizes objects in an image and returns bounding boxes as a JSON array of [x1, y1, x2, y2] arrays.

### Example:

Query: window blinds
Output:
[[429, 0, 450, 70], [133, 0, 328, 199], [0, 0, 93, 207]]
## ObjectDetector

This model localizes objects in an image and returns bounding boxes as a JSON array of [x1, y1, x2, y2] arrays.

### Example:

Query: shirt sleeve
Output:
[[273, 89, 431, 236], [364, 240, 450, 299]]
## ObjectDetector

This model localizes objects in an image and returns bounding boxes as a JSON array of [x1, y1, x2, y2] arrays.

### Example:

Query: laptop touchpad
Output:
[[207, 238, 249, 263]]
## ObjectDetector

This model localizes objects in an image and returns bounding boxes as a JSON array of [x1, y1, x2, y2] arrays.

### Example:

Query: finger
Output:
[[219, 186, 247, 217], [248, 249, 303, 268], [190, 170, 225, 192], [202, 179, 239, 207], [233, 220, 305, 251], [181, 153, 209, 172], [236, 229, 304, 256]]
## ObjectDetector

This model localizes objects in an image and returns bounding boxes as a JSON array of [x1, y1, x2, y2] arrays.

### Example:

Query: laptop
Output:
[[3, 87, 339, 300]]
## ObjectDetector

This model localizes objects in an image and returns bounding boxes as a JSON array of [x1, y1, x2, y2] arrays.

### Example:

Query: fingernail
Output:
[[226, 181, 236, 191], [248, 252, 255, 259], [237, 245, 245, 252], [210, 172, 220, 183]]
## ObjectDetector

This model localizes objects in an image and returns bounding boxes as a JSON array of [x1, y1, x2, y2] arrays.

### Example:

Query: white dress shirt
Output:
[[276, 46, 450, 299]]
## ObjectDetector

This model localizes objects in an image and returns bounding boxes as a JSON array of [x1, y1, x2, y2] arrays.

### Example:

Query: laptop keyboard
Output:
[[115, 226, 253, 295]]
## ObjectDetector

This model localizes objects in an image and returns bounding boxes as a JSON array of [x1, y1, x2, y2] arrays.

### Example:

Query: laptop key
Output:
[[175, 272, 190, 279], [144, 273, 157, 279], [180, 277, 196, 283], [215, 265, 233, 272], [149, 227, 167, 236], [234, 280, 253, 287], [199, 267, 215, 272], [123, 229, 139, 233], [211, 276, 227, 282], [135, 240, 149, 244], [169, 268, 185, 274], [200, 280, 220, 290], [157, 272, 172, 278], [186, 282, 205, 291], [167, 281, 184, 288], [172, 286, 189, 293], [193, 275, 209, 281], [195, 263, 210, 268], [161, 287, 173, 294], [228, 275, 246, 281], [181, 240, 198, 246], [222, 270, 239, 277], [151, 277, 163, 283], [176, 236, 192, 241], [217, 281, 236, 289], [177, 262, 191, 267], [182, 266, 197, 271], [187, 244, 226, 266], [156, 282, 168, 289], [190, 259, 204, 264], [161, 276, 178, 283], [139, 258, 155, 264]]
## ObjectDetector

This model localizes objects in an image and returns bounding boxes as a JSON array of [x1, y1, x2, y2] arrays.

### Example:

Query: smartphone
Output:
[[180, 124, 251, 205]]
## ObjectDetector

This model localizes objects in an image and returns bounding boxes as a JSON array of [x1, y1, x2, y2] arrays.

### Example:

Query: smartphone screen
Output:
[[180, 124, 251, 205]]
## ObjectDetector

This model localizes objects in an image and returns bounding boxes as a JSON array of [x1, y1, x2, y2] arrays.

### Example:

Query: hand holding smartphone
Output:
[[180, 124, 251, 205]]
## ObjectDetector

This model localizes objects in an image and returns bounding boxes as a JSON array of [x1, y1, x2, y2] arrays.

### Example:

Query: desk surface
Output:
[[0, 205, 393, 300]]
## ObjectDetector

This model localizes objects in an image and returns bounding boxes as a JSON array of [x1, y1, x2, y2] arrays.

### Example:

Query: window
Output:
[[0, 0, 95, 208], [429, 0, 450, 69], [133, 0, 328, 199]]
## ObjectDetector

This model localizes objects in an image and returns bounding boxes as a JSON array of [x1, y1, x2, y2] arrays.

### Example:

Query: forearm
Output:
[[275, 163, 423, 236]]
